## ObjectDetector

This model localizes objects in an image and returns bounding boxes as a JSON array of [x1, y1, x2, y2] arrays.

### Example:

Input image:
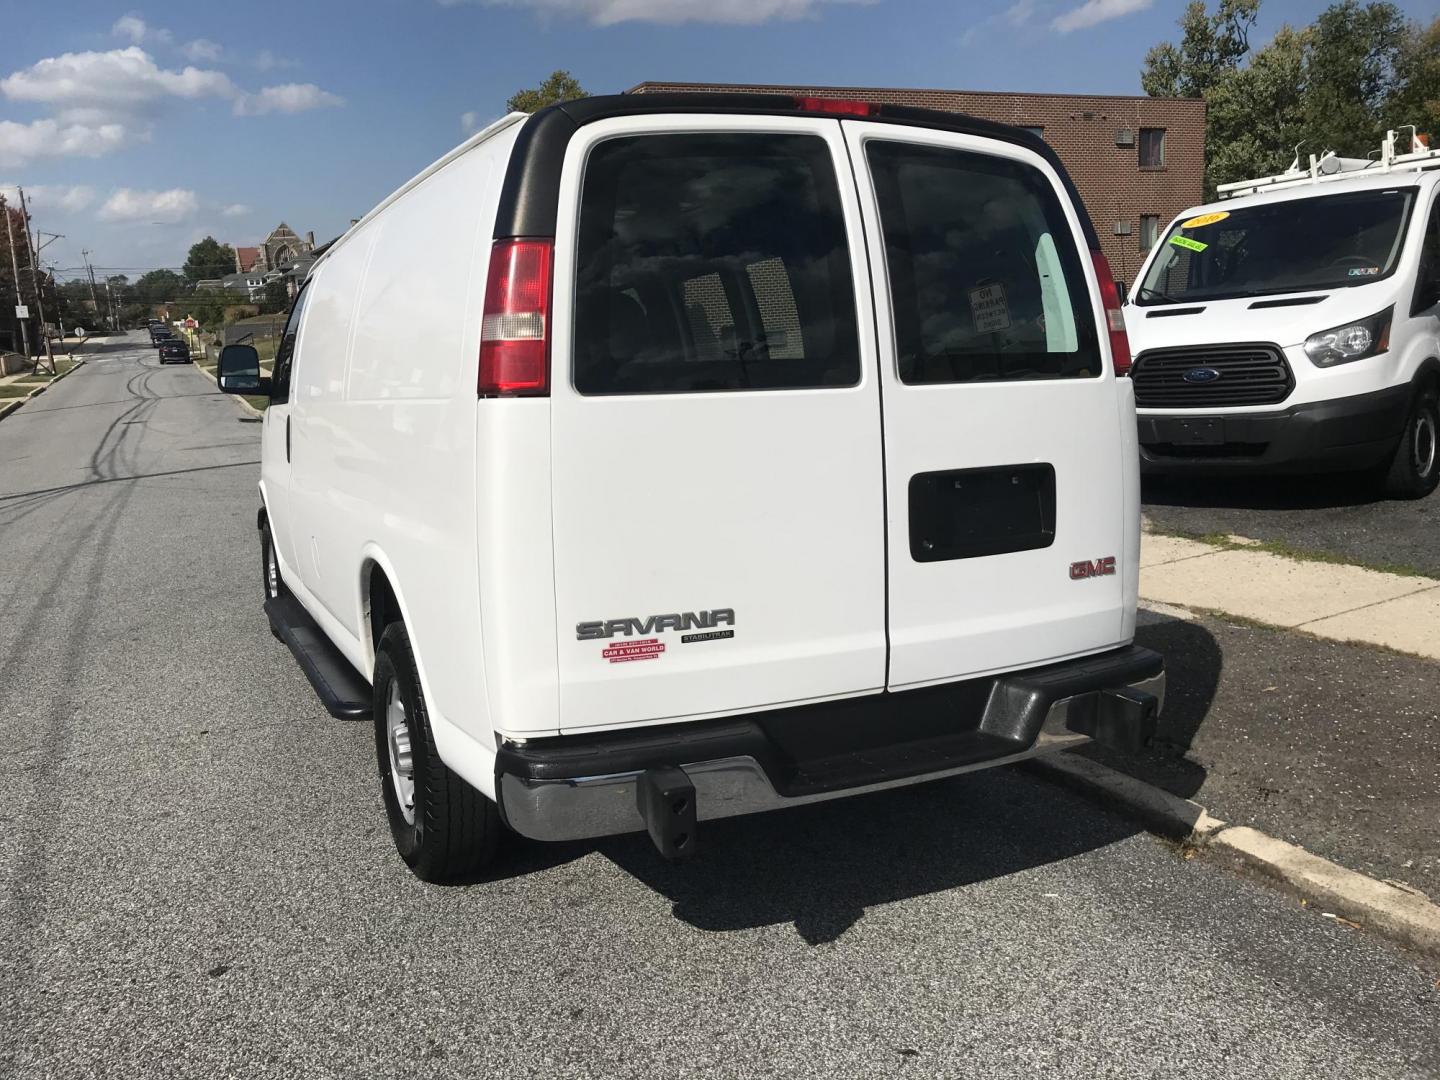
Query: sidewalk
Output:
[[1084, 603, 1440, 906], [1141, 530, 1440, 660]]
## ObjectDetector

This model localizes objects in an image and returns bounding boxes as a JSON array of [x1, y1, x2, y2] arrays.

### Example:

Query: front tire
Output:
[[373, 622, 500, 881], [1380, 381, 1439, 500]]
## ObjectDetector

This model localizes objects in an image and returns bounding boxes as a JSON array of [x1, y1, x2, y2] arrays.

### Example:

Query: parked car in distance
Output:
[[1127, 129, 1440, 498], [218, 92, 1164, 881], [158, 339, 191, 364]]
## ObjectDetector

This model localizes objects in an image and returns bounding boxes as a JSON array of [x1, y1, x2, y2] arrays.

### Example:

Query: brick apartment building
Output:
[[629, 82, 1205, 288]]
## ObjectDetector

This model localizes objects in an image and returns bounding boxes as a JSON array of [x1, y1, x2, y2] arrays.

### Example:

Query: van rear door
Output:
[[843, 123, 1129, 689], [548, 115, 887, 732]]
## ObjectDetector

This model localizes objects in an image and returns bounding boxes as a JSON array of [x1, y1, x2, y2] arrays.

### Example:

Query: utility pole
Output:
[[82, 249, 100, 314], [18, 187, 56, 375], [4, 199, 32, 362], [35, 231, 66, 353]]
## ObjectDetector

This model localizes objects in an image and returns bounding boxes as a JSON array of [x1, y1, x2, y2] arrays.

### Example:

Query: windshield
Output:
[[1136, 187, 1416, 305]]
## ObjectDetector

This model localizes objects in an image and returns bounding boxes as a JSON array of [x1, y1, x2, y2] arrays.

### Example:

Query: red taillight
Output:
[[794, 96, 878, 117], [1090, 249, 1131, 376], [479, 238, 553, 396]]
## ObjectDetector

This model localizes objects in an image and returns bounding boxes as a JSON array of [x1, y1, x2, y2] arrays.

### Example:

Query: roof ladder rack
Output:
[[1216, 127, 1440, 199]]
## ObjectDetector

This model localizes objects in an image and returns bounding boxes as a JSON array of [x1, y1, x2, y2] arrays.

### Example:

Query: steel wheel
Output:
[[1411, 406, 1436, 480], [385, 680, 416, 826], [265, 538, 281, 599]]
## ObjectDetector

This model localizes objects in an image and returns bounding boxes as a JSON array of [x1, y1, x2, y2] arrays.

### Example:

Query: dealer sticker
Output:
[[1347, 266, 1380, 277], [602, 638, 666, 663], [1180, 211, 1230, 229], [968, 283, 1012, 334], [1169, 235, 1208, 253]]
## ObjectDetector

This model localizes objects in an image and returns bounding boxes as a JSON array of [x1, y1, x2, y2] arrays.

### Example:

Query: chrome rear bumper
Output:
[[498, 653, 1164, 846]]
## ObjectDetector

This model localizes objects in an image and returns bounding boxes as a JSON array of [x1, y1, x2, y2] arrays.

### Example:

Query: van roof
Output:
[[311, 92, 1100, 278], [495, 92, 1100, 250], [1176, 167, 1437, 222]]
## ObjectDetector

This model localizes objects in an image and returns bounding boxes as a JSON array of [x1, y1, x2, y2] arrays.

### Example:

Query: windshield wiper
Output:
[[1137, 285, 1186, 305]]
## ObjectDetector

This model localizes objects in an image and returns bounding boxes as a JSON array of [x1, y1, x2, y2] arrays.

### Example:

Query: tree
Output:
[[261, 279, 289, 314], [183, 236, 237, 283], [135, 269, 186, 306], [1143, 0, 1436, 194], [1142, 0, 1260, 99], [1383, 16, 1440, 141], [507, 70, 589, 114]]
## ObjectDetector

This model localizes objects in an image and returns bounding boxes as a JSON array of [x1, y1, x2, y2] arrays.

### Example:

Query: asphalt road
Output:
[[2, 333, 1438, 1079], [1143, 470, 1440, 578]]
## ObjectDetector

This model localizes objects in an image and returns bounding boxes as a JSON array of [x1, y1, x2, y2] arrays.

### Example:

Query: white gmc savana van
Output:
[[1127, 132, 1440, 498], [218, 92, 1164, 880]]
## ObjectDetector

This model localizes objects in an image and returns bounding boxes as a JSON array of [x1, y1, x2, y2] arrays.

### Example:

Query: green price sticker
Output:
[[1169, 235, 1208, 253]]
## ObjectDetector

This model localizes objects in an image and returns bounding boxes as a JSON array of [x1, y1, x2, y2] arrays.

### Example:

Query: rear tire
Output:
[[1379, 381, 1439, 500], [260, 520, 287, 602], [373, 622, 500, 881]]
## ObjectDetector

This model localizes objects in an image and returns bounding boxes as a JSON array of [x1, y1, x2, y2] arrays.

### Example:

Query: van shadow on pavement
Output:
[[601, 622, 1221, 943], [1078, 616, 1224, 801], [468, 622, 1223, 944]]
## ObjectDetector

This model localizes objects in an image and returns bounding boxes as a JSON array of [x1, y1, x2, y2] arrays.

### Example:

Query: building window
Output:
[[1139, 128, 1165, 168], [1139, 215, 1160, 250], [1021, 126, 1044, 140]]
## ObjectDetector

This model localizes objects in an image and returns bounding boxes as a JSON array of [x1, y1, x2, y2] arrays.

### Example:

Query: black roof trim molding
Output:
[[493, 93, 1102, 250]]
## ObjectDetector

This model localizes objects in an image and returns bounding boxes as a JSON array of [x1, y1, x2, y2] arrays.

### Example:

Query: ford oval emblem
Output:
[[1183, 367, 1221, 383]]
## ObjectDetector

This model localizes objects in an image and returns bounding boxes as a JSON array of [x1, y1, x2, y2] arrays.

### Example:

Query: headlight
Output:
[[1303, 306, 1393, 367]]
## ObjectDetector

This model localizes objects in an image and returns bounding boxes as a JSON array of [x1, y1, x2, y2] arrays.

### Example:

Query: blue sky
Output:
[[4, 0, 1438, 282]]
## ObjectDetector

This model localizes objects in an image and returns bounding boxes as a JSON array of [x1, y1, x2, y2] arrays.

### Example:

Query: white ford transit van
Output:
[[1127, 131, 1440, 498], [218, 92, 1164, 880]]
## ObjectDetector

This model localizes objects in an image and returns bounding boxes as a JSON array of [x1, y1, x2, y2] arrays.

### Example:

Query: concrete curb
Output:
[[0, 358, 87, 424], [190, 359, 264, 419], [1029, 752, 1440, 959]]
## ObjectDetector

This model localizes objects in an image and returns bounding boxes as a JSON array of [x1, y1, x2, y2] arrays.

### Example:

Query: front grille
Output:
[[1131, 342, 1293, 408]]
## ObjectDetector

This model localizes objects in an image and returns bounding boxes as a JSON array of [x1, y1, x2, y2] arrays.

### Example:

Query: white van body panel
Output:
[[842, 121, 1132, 688], [1127, 172, 1440, 416], [547, 113, 888, 734], [282, 120, 522, 774]]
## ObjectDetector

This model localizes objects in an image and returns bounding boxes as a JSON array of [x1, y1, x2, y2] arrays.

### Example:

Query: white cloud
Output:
[[457, 0, 872, 25], [255, 50, 299, 72], [234, 82, 344, 116], [111, 14, 172, 45], [181, 39, 223, 62], [1051, 0, 1151, 33], [221, 203, 250, 217], [1, 47, 235, 124], [97, 188, 198, 223], [461, 111, 481, 133], [0, 183, 96, 212], [0, 119, 126, 167], [962, 0, 1040, 46]]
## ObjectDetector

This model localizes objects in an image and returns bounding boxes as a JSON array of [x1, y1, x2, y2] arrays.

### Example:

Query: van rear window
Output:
[[866, 142, 1100, 384], [573, 133, 860, 395]]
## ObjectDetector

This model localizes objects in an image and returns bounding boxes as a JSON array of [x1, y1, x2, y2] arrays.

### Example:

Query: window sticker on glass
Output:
[[1180, 211, 1229, 229], [1170, 235, 1208, 253], [968, 283, 1012, 334]]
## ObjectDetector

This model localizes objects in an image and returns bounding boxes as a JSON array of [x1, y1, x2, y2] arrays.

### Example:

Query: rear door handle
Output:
[[286, 415, 291, 463]]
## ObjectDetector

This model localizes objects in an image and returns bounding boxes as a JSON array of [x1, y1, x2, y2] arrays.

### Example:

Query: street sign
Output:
[[184, 318, 197, 329], [75, 327, 87, 338], [14, 305, 28, 319]]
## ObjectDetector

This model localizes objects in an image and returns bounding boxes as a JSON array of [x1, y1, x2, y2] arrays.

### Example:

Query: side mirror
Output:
[[217, 344, 271, 396]]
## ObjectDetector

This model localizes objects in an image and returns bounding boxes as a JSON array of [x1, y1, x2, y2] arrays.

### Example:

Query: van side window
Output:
[[573, 133, 860, 395], [270, 284, 311, 405], [1414, 198, 1440, 315], [866, 142, 1101, 384]]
